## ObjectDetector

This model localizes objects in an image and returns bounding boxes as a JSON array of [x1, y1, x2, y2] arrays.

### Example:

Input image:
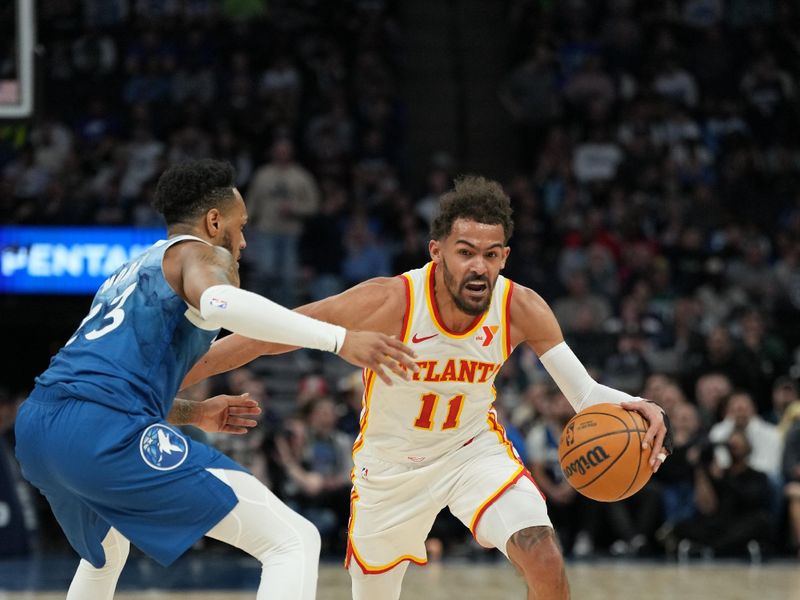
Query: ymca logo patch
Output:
[[140, 424, 188, 471], [474, 325, 498, 347]]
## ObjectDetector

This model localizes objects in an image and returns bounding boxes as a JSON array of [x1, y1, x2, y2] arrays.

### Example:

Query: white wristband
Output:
[[199, 284, 346, 353]]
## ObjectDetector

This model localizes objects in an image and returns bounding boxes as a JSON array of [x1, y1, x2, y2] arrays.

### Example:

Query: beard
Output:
[[440, 256, 494, 316]]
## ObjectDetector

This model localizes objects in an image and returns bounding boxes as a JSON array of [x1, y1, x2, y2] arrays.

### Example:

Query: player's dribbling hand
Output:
[[620, 399, 672, 474], [338, 331, 419, 385], [195, 393, 262, 434]]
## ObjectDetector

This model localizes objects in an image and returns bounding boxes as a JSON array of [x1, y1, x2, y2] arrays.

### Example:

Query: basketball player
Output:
[[184, 176, 673, 599], [14, 159, 417, 600]]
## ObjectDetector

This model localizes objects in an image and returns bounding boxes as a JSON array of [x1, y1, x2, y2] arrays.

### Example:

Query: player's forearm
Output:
[[199, 284, 346, 352], [167, 398, 199, 426], [538, 342, 637, 412], [181, 334, 286, 390]]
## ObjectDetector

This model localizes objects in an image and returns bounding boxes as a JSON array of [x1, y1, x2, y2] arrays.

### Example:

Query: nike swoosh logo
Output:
[[411, 333, 438, 343]]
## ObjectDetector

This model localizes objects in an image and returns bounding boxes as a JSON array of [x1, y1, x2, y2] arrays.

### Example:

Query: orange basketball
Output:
[[558, 403, 652, 502]]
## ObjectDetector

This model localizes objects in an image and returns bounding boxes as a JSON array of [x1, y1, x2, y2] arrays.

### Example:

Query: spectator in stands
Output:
[[709, 390, 782, 482], [671, 428, 772, 559], [552, 269, 613, 334], [693, 372, 733, 431], [275, 397, 352, 556], [525, 388, 597, 557], [781, 411, 800, 557], [655, 402, 705, 535], [245, 137, 320, 303]]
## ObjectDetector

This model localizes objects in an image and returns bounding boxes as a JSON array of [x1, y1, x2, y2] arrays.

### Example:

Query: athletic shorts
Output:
[[346, 428, 552, 574], [14, 385, 246, 568]]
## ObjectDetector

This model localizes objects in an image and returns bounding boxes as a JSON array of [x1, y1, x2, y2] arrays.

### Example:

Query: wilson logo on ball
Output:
[[562, 445, 610, 478]]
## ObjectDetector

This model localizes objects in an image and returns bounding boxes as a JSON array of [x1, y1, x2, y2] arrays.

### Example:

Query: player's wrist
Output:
[[333, 327, 346, 355]]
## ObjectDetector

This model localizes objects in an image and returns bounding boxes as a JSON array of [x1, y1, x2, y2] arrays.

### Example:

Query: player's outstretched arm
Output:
[[181, 274, 417, 388], [510, 285, 671, 472]]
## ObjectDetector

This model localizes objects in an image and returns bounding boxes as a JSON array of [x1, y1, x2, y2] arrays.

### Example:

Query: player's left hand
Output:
[[620, 399, 673, 473], [195, 393, 262, 434]]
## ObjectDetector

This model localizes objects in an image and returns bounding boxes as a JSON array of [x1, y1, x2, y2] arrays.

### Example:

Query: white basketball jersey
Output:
[[353, 262, 515, 464]]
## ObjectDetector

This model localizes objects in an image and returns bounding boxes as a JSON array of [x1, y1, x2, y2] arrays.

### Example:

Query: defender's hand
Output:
[[338, 331, 418, 385], [195, 393, 262, 434], [621, 399, 673, 473]]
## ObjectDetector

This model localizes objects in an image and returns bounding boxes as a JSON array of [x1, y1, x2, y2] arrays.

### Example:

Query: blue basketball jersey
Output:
[[36, 235, 220, 417]]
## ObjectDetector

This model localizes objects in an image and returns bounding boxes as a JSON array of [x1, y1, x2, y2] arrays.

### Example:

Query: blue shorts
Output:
[[14, 385, 247, 568]]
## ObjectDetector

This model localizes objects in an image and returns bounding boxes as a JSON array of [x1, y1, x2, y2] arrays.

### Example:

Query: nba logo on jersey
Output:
[[139, 424, 189, 471]]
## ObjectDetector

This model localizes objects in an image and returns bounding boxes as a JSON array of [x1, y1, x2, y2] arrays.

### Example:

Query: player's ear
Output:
[[205, 209, 222, 237], [429, 239, 441, 263], [500, 246, 510, 269]]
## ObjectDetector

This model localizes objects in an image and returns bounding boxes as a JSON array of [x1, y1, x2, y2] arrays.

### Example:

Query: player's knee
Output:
[[100, 529, 130, 572], [278, 513, 321, 559], [298, 516, 321, 557], [507, 526, 564, 573]]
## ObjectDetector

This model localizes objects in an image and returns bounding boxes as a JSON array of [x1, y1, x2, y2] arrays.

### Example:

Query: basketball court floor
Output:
[[1, 557, 798, 600]]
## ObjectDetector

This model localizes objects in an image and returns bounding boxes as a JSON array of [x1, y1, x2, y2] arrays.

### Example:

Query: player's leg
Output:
[[346, 454, 439, 600], [66, 527, 130, 600], [205, 468, 321, 600], [445, 431, 568, 600], [348, 560, 409, 600], [476, 478, 569, 600]]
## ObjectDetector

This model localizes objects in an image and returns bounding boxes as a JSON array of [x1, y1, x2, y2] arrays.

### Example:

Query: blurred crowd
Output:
[[3, 0, 800, 563]]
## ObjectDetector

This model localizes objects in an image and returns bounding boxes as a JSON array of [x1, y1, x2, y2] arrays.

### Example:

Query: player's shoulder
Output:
[[508, 282, 550, 315], [347, 276, 408, 307]]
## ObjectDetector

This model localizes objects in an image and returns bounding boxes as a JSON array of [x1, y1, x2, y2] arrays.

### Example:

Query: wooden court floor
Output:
[[1, 562, 799, 600]]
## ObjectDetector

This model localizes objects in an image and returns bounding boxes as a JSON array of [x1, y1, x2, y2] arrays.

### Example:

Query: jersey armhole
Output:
[[502, 280, 514, 360], [398, 274, 413, 344]]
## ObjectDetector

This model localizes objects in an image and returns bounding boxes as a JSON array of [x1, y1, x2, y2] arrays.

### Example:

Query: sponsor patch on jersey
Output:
[[411, 332, 437, 343], [474, 325, 498, 347], [140, 424, 189, 471]]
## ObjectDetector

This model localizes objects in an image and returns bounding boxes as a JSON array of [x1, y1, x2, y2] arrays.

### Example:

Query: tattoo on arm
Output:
[[509, 526, 552, 553], [167, 398, 197, 426]]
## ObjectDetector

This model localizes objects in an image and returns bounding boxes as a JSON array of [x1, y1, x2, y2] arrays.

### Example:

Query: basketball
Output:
[[558, 403, 652, 502]]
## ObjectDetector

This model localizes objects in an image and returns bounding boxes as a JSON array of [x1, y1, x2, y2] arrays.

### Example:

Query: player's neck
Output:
[[168, 224, 207, 240]]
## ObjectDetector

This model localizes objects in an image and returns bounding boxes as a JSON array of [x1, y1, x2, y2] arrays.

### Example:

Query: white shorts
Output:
[[346, 428, 552, 574]]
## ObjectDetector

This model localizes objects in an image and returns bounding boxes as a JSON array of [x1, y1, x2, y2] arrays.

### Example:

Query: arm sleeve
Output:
[[538, 341, 639, 413], [199, 284, 346, 353]]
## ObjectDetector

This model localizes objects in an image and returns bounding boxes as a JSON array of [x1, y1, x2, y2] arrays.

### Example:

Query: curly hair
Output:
[[430, 175, 514, 243], [153, 159, 236, 225]]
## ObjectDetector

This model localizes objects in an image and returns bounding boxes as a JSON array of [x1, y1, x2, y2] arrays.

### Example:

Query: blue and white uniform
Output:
[[15, 235, 245, 567]]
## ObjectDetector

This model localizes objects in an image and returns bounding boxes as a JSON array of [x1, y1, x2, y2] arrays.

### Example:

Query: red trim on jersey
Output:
[[470, 470, 525, 537], [345, 544, 427, 574], [398, 274, 411, 343], [504, 280, 514, 358], [428, 262, 483, 335]]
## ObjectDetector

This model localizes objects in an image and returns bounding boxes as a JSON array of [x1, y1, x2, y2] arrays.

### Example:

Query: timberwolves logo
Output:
[[139, 424, 188, 471]]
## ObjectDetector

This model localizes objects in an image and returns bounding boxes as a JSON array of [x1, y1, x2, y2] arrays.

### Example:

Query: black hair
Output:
[[430, 175, 514, 243], [153, 159, 236, 225]]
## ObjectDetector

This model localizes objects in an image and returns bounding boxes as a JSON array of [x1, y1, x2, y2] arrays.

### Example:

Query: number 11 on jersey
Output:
[[414, 393, 465, 431]]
